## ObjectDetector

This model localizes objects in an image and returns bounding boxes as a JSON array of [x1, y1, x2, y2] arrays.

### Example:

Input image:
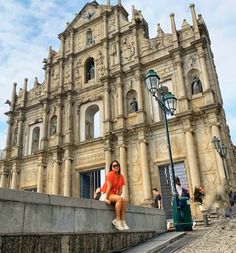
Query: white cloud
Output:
[[0, 0, 236, 149]]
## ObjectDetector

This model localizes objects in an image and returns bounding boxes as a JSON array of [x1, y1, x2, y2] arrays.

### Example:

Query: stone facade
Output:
[[0, 1, 236, 218]]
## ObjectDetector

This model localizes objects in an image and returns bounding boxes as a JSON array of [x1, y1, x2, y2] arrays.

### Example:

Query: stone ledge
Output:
[[0, 188, 167, 234]]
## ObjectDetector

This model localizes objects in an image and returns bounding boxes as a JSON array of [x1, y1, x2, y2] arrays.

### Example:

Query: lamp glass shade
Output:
[[144, 70, 160, 95], [163, 92, 177, 115], [221, 144, 227, 157], [212, 136, 220, 150]]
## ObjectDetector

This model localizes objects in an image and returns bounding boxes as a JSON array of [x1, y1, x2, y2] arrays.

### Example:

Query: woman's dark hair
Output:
[[109, 160, 121, 174]]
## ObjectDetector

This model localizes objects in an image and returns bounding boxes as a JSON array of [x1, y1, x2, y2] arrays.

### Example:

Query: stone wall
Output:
[[0, 188, 167, 234], [0, 232, 156, 253]]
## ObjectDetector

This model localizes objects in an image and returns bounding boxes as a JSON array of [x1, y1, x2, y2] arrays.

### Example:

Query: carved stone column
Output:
[[10, 163, 19, 190], [70, 29, 74, 53], [133, 29, 139, 59], [190, 3, 200, 39], [139, 139, 152, 203], [16, 112, 24, 153], [59, 60, 64, 92], [56, 98, 62, 145], [117, 78, 123, 116], [5, 117, 13, 150], [52, 159, 60, 195], [175, 57, 186, 98], [170, 13, 179, 48], [37, 163, 45, 193], [0, 172, 7, 188], [41, 102, 48, 149], [65, 94, 73, 144], [104, 139, 112, 174], [104, 82, 110, 121], [185, 129, 200, 189], [118, 136, 129, 199], [104, 81, 111, 133], [197, 47, 210, 91], [196, 46, 214, 104], [64, 157, 73, 197], [115, 9, 120, 32], [10, 82, 17, 112], [103, 14, 109, 74], [45, 65, 51, 95], [115, 37, 121, 66], [135, 72, 143, 111]]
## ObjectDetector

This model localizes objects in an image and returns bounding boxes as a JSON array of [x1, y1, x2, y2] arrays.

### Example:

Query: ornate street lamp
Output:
[[211, 136, 228, 179], [144, 69, 192, 231]]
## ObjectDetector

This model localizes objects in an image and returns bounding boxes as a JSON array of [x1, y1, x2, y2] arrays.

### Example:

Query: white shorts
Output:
[[99, 193, 106, 201]]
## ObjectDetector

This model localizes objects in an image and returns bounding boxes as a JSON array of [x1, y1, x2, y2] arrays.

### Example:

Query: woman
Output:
[[100, 160, 129, 231]]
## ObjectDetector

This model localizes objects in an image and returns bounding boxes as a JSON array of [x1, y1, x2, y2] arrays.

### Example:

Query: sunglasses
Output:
[[112, 164, 119, 168]]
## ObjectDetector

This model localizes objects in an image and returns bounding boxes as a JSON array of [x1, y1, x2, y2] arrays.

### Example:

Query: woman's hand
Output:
[[104, 198, 111, 205]]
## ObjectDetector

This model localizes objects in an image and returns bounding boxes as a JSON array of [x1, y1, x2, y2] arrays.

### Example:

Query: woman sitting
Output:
[[100, 160, 129, 231]]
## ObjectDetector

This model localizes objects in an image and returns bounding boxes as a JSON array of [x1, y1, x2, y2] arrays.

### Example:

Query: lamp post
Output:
[[211, 136, 228, 179], [144, 69, 192, 231]]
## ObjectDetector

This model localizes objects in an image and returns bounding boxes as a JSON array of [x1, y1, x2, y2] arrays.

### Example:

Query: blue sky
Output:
[[0, 0, 236, 149]]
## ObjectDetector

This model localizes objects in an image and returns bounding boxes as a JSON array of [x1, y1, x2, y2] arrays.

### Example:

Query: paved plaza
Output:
[[125, 208, 236, 253], [176, 215, 236, 253]]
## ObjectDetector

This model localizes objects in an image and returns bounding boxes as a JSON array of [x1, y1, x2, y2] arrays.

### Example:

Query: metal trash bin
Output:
[[173, 196, 193, 231]]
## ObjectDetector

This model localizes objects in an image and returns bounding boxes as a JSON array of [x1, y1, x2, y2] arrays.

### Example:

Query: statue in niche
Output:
[[191, 75, 203, 95], [50, 117, 57, 136], [130, 97, 138, 113]]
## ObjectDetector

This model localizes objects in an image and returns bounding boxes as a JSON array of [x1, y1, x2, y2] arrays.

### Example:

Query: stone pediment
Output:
[[68, 1, 100, 30]]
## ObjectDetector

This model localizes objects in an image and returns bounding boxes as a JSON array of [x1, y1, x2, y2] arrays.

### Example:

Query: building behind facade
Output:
[[0, 0, 236, 218]]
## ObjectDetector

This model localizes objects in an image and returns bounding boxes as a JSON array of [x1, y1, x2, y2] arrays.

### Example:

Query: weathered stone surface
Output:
[[0, 188, 167, 234], [0, 232, 157, 253], [177, 216, 236, 253]]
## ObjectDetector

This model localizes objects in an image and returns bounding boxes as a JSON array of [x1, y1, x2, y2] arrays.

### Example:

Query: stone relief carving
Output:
[[141, 37, 162, 54], [21, 167, 37, 185], [186, 56, 197, 70], [128, 142, 142, 185], [74, 59, 82, 86], [96, 50, 105, 78], [79, 93, 103, 106], [108, 15, 115, 33], [51, 68, 60, 88], [181, 29, 193, 40], [12, 126, 18, 146], [94, 25, 103, 42], [76, 152, 104, 167], [64, 64, 71, 84], [65, 37, 71, 53], [75, 34, 82, 52], [164, 36, 173, 47], [121, 35, 135, 63], [156, 135, 183, 157], [33, 78, 45, 97]]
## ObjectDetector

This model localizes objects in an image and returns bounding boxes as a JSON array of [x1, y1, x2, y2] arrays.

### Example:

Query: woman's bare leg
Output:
[[109, 194, 123, 220], [121, 198, 127, 220]]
